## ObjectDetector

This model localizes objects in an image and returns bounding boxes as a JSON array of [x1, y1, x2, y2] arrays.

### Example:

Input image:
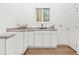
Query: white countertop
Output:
[[7, 27, 57, 32], [0, 32, 15, 39]]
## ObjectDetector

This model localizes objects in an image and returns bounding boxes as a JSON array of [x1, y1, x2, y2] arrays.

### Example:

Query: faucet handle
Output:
[[51, 25, 55, 29], [41, 24, 43, 27]]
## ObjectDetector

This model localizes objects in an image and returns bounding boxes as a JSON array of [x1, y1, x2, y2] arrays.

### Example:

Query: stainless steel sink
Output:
[[39, 27, 48, 29]]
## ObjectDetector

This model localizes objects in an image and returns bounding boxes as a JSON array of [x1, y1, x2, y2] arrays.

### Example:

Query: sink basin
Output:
[[39, 27, 47, 29]]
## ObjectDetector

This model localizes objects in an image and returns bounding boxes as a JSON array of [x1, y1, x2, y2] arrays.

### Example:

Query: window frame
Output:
[[35, 8, 51, 23]]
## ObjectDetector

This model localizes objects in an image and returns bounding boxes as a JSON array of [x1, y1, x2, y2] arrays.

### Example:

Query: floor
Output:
[[24, 45, 77, 55]]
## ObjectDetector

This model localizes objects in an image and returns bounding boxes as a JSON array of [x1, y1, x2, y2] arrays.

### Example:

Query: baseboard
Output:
[[23, 48, 29, 55], [28, 46, 57, 48], [76, 51, 79, 55], [64, 45, 77, 55]]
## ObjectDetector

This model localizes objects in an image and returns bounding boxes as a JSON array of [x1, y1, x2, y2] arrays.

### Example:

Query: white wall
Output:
[[0, 3, 78, 45]]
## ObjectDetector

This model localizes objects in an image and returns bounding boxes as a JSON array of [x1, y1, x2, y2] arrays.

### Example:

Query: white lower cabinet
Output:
[[6, 32, 24, 55], [28, 31, 34, 47], [43, 31, 50, 47], [34, 31, 57, 48], [35, 31, 42, 47], [24, 32, 28, 51], [0, 39, 5, 55]]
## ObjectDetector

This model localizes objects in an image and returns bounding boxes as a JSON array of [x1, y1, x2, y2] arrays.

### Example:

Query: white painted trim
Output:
[[20, 48, 28, 55], [77, 51, 79, 55], [34, 8, 52, 24], [28, 46, 57, 48]]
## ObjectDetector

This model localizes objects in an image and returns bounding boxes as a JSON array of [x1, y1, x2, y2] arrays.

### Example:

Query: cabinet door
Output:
[[50, 31, 57, 47], [43, 31, 50, 47], [28, 31, 34, 47], [0, 39, 5, 55], [24, 32, 28, 51], [6, 32, 23, 55], [35, 31, 42, 47], [17, 32, 24, 54]]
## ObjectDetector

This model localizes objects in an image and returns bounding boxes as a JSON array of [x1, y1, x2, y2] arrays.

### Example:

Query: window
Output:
[[36, 8, 50, 22]]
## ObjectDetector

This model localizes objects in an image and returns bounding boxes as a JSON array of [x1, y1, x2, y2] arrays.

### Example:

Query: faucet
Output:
[[41, 24, 43, 28], [51, 25, 55, 29]]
